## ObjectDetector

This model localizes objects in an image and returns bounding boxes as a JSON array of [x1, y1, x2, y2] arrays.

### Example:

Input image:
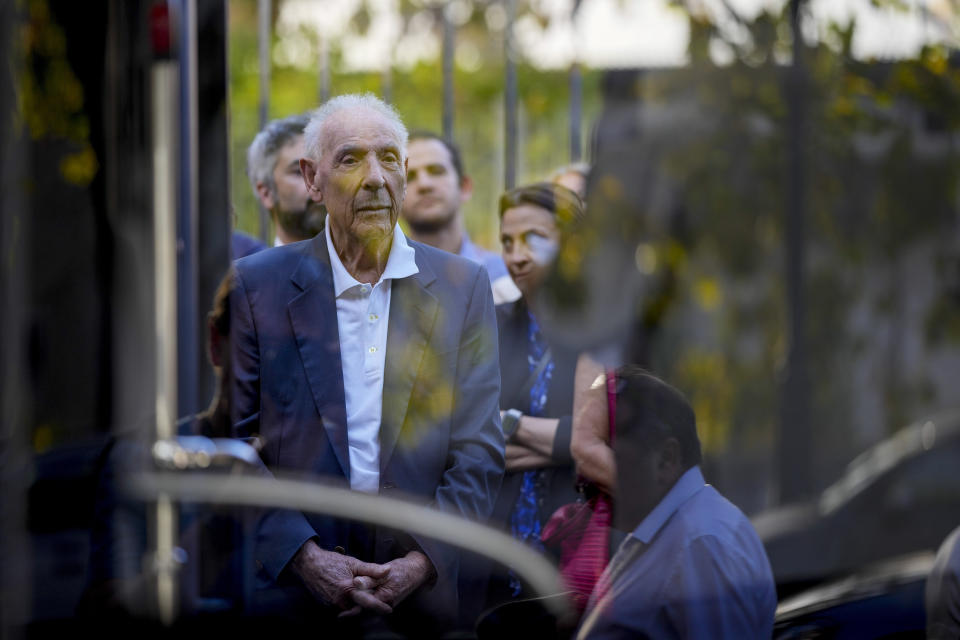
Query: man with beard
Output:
[[246, 113, 327, 246], [401, 132, 520, 304]]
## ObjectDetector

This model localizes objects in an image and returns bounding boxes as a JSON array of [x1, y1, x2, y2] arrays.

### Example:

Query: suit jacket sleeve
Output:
[[229, 265, 318, 581], [412, 264, 505, 582], [229, 267, 261, 435]]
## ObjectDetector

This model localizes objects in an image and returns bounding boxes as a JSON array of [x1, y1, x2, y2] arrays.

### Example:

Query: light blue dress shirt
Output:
[[577, 466, 777, 639], [459, 234, 508, 279], [459, 234, 520, 304]]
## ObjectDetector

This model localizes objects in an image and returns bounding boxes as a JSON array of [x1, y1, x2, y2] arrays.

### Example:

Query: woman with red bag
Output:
[[539, 354, 620, 615], [461, 183, 587, 625]]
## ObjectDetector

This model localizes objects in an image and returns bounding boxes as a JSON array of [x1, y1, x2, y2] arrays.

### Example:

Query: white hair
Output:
[[302, 93, 408, 162]]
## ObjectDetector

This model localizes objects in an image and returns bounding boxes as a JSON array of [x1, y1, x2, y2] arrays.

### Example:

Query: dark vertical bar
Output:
[[442, 5, 454, 141], [257, 0, 271, 242], [111, 0, 157, 470], [257, 0, 270, 128], [177, 0, 198, 422], [318, 36, 330, 103], [569, 62, 582, 162], [195, 0, 231, 427], [504, 0, 517, 190], [0, 2, 31, 635], [778, 0, 810, 504]]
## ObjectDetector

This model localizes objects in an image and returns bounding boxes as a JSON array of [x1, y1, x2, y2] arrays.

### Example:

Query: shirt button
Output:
[[368, 346, 377, 353], [369, 313, 378, 322]]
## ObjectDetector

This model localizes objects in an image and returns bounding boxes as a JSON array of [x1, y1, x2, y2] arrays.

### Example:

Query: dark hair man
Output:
[[230, 94, 504, 635], [246, 113, 325, 246], [401, 132, 520, 304], [577, 367, 776, 639]]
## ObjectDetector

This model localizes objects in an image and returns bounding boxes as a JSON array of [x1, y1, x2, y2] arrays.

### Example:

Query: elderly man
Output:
[[401, 132, 520, 304], [577, 367, 776, 639], [246, 113, 326, 246], [230, 94, 504, 633]]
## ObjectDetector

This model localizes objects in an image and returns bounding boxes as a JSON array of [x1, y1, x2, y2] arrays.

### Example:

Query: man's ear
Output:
[[255, 181, 274, 210], [459, 174, 473, 204], [657, 437, 683, 487], [300, 158, 323, 202]]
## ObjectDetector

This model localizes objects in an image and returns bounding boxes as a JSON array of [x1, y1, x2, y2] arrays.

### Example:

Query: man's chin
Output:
[[404, 212, 457, 235], [304, 211, 326, 236], [277, 210, 325, 241], [351, 223, 395, 248]]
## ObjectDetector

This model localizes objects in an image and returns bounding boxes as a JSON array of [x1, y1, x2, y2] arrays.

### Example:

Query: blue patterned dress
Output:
[[507, 311, 555, 595]]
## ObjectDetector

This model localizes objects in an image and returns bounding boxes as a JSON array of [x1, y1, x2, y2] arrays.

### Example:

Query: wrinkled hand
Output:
[[350, 550, 435, 614], [290, 540, 393, 615]]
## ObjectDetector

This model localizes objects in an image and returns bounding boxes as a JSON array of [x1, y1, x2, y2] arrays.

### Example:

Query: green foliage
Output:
[[643, 3, 960, 495], [19, 0, 98, 186], [228, 0, 601, 248]]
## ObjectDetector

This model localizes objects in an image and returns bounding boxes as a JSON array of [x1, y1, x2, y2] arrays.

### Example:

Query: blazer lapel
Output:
[[287, 236, 351, 479], [380, 250, 438, 470]]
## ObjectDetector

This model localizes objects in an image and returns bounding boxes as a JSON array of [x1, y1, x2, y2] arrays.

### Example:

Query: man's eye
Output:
[[340, 156, 357, 165], [382, 153, 399, 164]]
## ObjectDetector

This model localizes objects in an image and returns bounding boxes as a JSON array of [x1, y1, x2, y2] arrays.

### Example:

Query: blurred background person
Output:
[[246, 113, 326, 247], [401, 131, 520, 304], [549, 162, 590, 200], [570, 355, 616, 495], [232, 225, 266, 260], [473, 183, 585, 616]]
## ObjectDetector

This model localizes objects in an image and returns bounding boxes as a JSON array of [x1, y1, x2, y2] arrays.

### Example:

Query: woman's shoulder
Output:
[[495, 298, 526, 326]]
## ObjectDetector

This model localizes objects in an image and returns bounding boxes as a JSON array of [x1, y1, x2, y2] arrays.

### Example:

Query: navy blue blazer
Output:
[[229, 233, 505, 612]]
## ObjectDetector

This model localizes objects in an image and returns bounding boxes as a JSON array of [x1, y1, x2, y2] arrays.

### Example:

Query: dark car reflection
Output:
[[753, 409, 960, 598], [773, 551, 933, 639]]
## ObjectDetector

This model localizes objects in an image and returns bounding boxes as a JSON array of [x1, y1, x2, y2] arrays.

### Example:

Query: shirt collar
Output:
[[632, 465, 706, 545], [458, 233, 476, 259], [324, 218, 419, 298]]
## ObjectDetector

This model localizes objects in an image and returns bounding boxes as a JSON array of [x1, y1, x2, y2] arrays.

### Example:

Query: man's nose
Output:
[[362, 156, 386, 189]]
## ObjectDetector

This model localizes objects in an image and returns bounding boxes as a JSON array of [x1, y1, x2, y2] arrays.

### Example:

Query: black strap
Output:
[[509, 347, 552, 410]]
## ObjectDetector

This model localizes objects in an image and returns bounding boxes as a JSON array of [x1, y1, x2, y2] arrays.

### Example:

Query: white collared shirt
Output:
[[325, 219, 419, 493]]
